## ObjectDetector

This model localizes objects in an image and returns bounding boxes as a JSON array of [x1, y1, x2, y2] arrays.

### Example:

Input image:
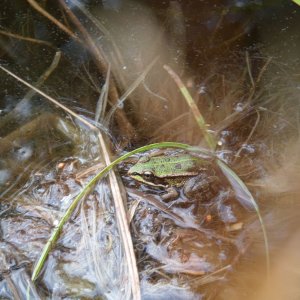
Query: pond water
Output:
[[0, 1, 300, 299]]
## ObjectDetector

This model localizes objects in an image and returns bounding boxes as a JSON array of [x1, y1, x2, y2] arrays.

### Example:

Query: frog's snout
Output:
[[127, 167, 135, 176]]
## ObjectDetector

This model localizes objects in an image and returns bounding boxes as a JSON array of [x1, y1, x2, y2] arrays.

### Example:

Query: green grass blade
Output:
[[31, 142, 191, 281], [292, 0, 300, 6], [180, 85, 216, 149], [32, 141, 270, 281], [217, 159, 270, 275], [164, 65, 217, 150]]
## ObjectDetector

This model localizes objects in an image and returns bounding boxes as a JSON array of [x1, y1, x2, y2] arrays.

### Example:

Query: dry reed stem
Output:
[[0, 29, 54, 48], [104, 57, 159, 126], [191, 265, 231, 286], [95, 63, 110, 123], [246, 51, 255, 88], [70, 0, 125, 69], [0, 51, 61, 130], [0, 65, 94, 129], [28, 50, 62, 94], [97, 133, 141, 300], [27, 0, 135, 140], [128, 199, 141, 223], [58, 0, 135, 140], [27, 0, 79, 41], [256, 57, 272, 85], [0, 65, 141, 299], [58, 0, 107, 75]]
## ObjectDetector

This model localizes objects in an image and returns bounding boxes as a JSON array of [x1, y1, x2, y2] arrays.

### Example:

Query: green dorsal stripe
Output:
[[129, 154, 210, 178]]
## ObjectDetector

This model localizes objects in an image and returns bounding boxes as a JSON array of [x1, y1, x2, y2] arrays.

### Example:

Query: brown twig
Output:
[[26, 0, 135, 140], [0, 65, 94, 129], [27, 0, 79, 42], [58, 0, 135, 140], [70, 0, 125, 69], [0, 29, 54, 48], [97, 134, 141, 300], [0, 51, 62, 130], [104, 57, 159, 126], [256, 57, 272, 85], [0, 65, 141, 298]]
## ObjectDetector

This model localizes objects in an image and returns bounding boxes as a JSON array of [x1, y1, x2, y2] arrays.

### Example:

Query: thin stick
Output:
[[105, 57, 159, 125], [27, 0, 79, 42], [27, 51, 62, 98], [96, 132, 141, 300], [0, 51, 61, 130], [100, 67, 110, 121], [246, 51, 255, 88], [163, 65, 216, 150], [30, 142, 191, 290], [58, 0, 107, 74], [26, 0, 134, 139], [70, 0, 125, 69], [95, 63, 110, 123], [58, 0, 135, 139], [0, 29, 54, 48], [256, 57, 272, 85], [0, 63, 140, 298], [76, 162, 104, 179], [234, 109, 260, 160], [0, 65, 95, 129]]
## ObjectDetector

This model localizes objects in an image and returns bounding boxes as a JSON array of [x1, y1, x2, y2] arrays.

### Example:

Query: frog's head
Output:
[[128, 161, 165, 188], [128, 164, 155, 186]]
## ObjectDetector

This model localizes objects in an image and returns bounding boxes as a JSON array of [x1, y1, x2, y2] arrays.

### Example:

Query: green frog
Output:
[[128, 153, 218, 201]]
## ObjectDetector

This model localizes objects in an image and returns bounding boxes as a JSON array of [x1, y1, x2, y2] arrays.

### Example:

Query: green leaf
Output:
[[217, 159, 270, 276], [31, 142, 191, 281], [292, 0, 300, 6]]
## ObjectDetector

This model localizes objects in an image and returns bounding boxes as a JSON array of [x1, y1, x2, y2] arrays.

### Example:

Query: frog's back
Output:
[[144, 154, 208, 178]]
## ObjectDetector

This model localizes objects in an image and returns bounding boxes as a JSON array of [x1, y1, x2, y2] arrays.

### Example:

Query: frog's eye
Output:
[[142, 171, 154, 180]]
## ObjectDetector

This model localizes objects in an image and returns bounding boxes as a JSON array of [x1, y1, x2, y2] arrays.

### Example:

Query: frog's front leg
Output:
[[161, 186, 179, 201], [183, 174, 219, 201]]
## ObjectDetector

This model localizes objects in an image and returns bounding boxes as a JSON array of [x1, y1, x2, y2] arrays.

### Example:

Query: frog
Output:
[[128, 153, 219, 201]]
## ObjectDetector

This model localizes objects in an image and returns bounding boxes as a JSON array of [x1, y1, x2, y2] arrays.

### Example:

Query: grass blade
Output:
[[163, 65, 216, 150], [31, 142, 190, 281], [217, 159, 270, 275], [104, 57, 159, 125]]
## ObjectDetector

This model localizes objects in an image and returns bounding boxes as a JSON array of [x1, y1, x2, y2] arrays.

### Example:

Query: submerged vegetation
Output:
[[0, 0, 300, 299]]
